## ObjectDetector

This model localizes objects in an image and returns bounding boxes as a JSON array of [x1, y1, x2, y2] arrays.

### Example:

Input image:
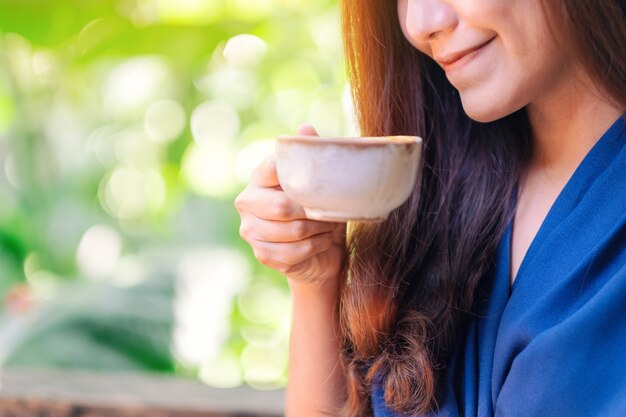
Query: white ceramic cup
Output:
[[275, 134, 422, 222]]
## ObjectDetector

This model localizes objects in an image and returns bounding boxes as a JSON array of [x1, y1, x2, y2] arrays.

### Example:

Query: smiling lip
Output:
[[435, 38, 495, 71]]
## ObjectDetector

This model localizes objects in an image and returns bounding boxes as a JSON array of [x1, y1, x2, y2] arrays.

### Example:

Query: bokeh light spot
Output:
[[240, 324, 284, 349], [270, 89, 310, 128], [144, 99, 186, 143], [156, 0, 223, 25], [271, 60, 320, 91], [115, 127, 161, 168], [241, 344, 288, 389], [223, 34, 267, 68], [85, 125, 120, 167], [200, 351, 243, 388], [343, 83, 360, 136], [234, 139, 275, 184], [32, 50, 59, 84], [76, 224, 123, 281], [110, 255, 146, 288], [100, 167, 166, 219], [181, 142, 236, 198], [4, 152, 20, 189], [226, 0, 276, 20], [103, 57, 170, 117], [195, 68, 258, 110], [174, 249, 250, 367], [308, 95, 342, 136], [191, 100, 240, 145], [237, 283, 291, 325]]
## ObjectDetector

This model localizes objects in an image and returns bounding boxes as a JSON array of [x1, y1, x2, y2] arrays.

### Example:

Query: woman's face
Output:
[[397, 0, 576, 122]]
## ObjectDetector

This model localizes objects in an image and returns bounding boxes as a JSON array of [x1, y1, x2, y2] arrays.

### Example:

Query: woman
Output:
[[235, 0, 626, 416]]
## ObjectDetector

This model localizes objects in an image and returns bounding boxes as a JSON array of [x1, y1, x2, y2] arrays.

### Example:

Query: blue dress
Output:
[[372, 116, 626, 417]]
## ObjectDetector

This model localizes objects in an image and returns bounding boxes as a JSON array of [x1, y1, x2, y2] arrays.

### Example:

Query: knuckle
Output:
[[262, 154, 276, 170], [291, 220, 308, 239], [253, 247, 271, 265], [238, 222, 251, 240], [252, 157, 268, 175], [299, 238, 316, 256], [273, 195, 293, 218], [234, 194, 247, 212], [252, 155, 275, 179], [276, 263, 292, 275]]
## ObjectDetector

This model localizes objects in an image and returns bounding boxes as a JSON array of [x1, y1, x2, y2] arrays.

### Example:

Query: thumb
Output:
[[296, 123, 319, 136]]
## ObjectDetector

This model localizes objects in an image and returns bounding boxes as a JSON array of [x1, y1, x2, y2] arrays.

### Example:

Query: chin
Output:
[[458, 92, 522, 123], [462, 108, 501, 123]]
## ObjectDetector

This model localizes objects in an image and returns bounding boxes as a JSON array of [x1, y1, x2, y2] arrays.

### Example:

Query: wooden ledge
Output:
[[0, 369, 284, 417]]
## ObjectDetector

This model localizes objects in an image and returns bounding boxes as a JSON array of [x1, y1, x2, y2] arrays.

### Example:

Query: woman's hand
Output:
[[235, 124, 347, 293], [236, 124, 348, 415]]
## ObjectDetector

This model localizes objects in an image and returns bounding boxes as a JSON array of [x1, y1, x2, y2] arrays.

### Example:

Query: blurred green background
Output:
[[0, 0, 353, 390]]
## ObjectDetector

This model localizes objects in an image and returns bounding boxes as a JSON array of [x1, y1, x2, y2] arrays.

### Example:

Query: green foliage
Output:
[[4, 275, 175, 372], [0, 0, 347, 388]]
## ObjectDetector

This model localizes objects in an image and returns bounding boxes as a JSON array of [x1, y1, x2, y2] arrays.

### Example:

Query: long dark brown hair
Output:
[[337, 1, 626, 415]]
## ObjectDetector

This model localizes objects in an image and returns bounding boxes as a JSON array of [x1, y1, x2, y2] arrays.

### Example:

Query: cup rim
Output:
[[276, 134, 422, 146]]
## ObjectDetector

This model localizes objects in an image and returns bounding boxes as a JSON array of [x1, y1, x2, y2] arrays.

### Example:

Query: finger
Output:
[[252, 232, 336, 267], [250, 155, 279, 188], [296, 123, 319, 136], [331, 223, 347, 244], [245, 188, 307, 220], [240, 216, 340, 243]]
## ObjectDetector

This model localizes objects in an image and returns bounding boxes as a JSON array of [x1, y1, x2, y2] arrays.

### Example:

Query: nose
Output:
[[403, 0, 457, 42]]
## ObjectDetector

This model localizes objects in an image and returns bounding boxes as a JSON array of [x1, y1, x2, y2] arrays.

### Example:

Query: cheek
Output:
[[454, 3, 570, 121], [456, 39, 570, 122], [450, 0, 508, 25], [397, 0, 432, 57], [451, 41, 533, 121], [397, 0, 569, 122]]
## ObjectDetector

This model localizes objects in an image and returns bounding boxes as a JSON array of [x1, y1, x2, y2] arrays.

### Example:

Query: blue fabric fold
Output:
[[372, 116, 626, 417]]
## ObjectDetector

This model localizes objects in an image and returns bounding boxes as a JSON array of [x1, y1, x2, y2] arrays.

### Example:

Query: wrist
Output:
[[287, 275, 341, 301]]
